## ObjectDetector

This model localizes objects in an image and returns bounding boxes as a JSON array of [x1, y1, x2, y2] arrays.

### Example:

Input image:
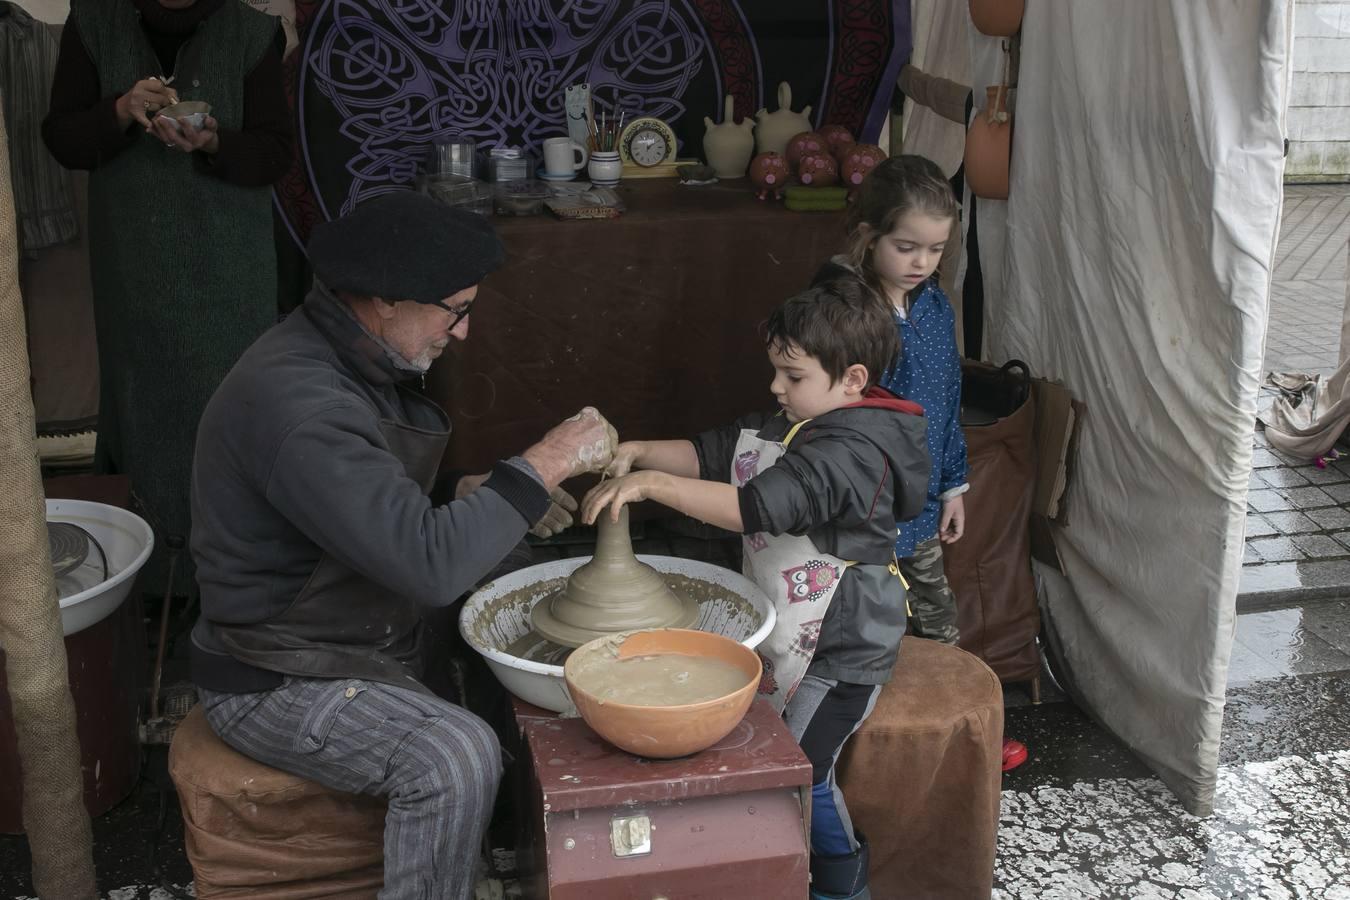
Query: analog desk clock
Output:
[[619, 116, 678, 167]]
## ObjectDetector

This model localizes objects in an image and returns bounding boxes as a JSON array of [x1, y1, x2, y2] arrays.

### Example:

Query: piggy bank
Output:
[[818, 124, 855, 157], [840, 143, 888, 189], [796, 152, 839, 187], [785, 131, 827, 171], [749, 151, 790, 200]]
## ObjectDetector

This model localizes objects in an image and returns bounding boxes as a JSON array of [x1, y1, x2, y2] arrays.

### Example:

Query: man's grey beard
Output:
[[316, 282, 430, 375], [406, 349, 436, 372]]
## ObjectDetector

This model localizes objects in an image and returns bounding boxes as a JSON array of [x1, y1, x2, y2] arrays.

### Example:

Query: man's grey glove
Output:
[[530, 487, 578, 538]]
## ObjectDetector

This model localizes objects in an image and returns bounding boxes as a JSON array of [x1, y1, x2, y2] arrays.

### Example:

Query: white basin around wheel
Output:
[[45, 499, 154, 636], [459, 555, 774, 713]]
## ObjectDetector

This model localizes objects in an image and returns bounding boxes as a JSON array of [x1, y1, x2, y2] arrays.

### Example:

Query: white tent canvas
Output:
[[911, 0, 1290, 815]]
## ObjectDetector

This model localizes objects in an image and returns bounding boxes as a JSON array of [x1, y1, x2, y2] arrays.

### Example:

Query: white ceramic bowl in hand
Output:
[[157, 100, 211, 130]]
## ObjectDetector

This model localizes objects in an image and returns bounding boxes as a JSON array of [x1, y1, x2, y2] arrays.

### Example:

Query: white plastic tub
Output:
[[45, 499, 154, 636]]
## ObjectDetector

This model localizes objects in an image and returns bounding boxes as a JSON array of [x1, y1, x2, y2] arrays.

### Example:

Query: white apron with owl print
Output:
[[732, 422, 853, 712]]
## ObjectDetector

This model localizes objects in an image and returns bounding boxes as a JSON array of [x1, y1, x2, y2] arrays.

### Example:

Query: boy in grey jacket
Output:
[[582, 278, 929, 900]]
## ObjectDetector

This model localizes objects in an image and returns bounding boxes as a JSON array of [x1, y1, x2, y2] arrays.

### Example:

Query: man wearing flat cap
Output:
[[187, 192, 615, 899]]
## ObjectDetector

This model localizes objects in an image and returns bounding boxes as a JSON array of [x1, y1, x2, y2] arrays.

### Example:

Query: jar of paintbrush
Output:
[[587, 110, 623, 187]]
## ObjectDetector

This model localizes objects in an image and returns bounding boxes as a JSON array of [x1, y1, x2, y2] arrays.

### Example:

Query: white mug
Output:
[[543, 136, 588, 177]]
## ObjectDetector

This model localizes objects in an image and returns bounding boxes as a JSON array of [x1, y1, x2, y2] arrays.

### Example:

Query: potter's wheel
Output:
[[531, 507, 699, 647], [460, 555, 775, 713]]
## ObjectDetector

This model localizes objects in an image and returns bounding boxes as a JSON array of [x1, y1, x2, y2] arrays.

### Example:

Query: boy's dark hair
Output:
[[764, 278, 901, 388], [845, 155, 958, 296]]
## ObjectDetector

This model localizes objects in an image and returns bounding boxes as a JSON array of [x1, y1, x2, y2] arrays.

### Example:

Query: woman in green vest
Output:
[[43, 0, 291, 594]]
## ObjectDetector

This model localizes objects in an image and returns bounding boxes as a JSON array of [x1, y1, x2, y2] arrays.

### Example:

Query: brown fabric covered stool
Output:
[[836, 637, 1003, 898], [168, 704, 386, 899]]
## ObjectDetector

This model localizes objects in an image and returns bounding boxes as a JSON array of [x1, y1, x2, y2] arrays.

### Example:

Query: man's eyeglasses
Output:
[[430, 297, 474, 330]]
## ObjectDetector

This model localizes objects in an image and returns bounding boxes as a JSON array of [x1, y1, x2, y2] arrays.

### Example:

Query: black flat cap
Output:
[[307, 191, 505, 303]]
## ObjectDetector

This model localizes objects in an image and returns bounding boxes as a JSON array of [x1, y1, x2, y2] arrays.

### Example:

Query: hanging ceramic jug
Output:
[[964, 84, 1012, 200], [703, 94, 756, 178], [754, 82, 813, 157], [969, 0, 1024, 36]]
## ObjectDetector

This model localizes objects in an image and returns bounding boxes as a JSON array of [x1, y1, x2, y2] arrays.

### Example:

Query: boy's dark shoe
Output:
[[810, 833, 871, 899]]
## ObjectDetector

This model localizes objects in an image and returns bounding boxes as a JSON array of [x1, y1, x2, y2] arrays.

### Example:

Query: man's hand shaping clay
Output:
[[522, 407, 619, 488]]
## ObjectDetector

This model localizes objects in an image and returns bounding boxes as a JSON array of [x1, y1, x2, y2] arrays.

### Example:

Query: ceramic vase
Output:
[[969, 0, 1024, 36], [754, 82, 813, 157], [703, 94, 755, 178], [748, 152, 790, 200], [785, 131, 827, 171], [964, 85, 1011, 199], [797, 152, 839, 187], [588, 150, 622, 187]]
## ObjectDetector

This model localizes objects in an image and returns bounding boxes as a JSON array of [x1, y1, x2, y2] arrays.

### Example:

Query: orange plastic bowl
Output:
[[564, 628, 761, 759]]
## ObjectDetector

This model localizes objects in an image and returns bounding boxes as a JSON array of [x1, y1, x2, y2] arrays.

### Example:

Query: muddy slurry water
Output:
[[568, 651, 752, 706]]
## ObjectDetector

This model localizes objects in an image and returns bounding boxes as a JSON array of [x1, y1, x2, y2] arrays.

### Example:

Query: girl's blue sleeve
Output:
[[937, 343, 968, 494]]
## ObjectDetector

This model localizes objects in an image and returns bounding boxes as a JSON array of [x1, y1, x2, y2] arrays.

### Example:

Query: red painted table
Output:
[[510, 697, 812, 900]]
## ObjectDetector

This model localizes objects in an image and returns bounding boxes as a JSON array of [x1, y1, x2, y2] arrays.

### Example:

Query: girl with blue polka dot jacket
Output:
[[815, 154, 969, 646]]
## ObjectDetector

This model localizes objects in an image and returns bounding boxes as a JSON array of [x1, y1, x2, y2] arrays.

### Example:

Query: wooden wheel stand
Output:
[[508, 696, 812, 899]]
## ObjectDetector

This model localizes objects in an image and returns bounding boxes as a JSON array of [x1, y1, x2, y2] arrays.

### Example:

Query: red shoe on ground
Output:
[[1002, 737, 1028, 772]]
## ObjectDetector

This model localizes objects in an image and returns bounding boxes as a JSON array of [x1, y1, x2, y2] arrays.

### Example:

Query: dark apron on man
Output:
[[211, 388, 450, 697]]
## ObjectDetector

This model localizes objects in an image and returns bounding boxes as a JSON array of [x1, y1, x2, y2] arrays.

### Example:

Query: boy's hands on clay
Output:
[[582, 472, 665, 525], [523, 407, 619, 486], [531, 488, 578, 538], [939, 494, 966, 544], [605, 441, 646, 478]]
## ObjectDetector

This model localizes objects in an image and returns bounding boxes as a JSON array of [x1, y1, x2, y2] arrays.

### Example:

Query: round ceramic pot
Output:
[[748, 151, 790, 200], [797, 152, 839, 187], [969, 0, 1024, 36], [588, 150, 622, 186], [818, 123, 855, 157], [964, 85, 1012, 200], [785, 131, 827, 170], [839, 143, 887, 190]]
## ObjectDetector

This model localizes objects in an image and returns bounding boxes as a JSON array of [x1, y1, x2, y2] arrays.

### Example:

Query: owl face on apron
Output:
[[733, 423, 852, 711], [782, 559, 841, 603]]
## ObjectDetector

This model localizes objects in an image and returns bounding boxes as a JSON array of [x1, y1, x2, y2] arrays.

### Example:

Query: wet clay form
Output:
[[531, 507, 700, 647]]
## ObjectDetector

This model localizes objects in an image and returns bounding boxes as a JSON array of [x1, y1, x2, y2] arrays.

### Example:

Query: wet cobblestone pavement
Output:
[[1243, 185, 1350, 607], [995, 603, 1350, 898]]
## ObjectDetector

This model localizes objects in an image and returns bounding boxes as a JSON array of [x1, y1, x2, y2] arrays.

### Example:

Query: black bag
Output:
[[961, 359, 1031, 426]]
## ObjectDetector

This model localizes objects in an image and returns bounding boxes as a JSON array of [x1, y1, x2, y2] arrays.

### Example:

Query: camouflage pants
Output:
[[898, 537, 960, 645]]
